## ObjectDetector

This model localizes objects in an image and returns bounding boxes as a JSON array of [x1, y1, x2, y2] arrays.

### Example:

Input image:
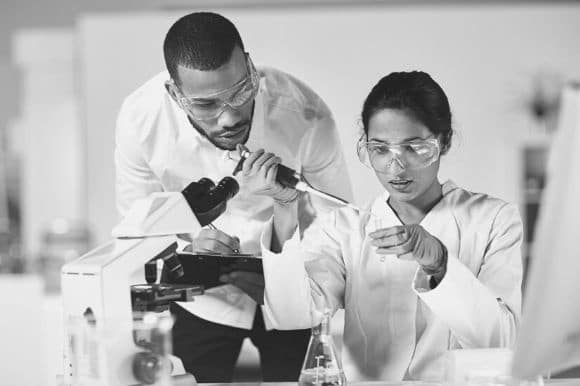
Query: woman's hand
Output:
[[369, 224, 447, 280]]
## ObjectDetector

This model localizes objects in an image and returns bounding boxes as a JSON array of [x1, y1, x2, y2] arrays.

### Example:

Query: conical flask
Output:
[[298, 310, 347, 386]]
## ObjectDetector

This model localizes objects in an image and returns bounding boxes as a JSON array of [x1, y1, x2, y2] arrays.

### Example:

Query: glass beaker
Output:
[[298, 310, 347, 386]]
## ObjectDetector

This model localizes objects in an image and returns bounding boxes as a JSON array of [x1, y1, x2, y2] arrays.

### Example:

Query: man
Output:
[[115, 11, 352, 382]]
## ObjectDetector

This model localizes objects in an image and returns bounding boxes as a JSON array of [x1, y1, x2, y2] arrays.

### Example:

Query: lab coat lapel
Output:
[[350, 192, 418, 380], [374, 180, 461, 262], [225, 82, 268, 213], [244, 77, 265, 151], [417, 181, 461, 267], [358, 181, 460, 380]]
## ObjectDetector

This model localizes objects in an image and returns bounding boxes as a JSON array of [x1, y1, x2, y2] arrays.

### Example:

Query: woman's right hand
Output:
[[369, 224, 447, 281]]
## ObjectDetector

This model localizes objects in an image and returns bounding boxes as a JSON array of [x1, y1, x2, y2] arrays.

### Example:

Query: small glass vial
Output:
[[298, 310, 347, 386]]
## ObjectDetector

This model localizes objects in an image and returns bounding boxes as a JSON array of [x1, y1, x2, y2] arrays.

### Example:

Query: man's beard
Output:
[[187, 102, 254, 151], [188, 118, 250, 150]]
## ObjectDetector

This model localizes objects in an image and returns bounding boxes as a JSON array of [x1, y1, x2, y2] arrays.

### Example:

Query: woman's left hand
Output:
[[369, 224, 447, 277]]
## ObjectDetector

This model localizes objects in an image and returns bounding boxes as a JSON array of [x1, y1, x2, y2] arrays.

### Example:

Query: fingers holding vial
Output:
[[369, 224, 445, 273], [369, 226, 414, 258]]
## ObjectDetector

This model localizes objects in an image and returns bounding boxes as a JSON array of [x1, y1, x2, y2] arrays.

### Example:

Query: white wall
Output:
[[0, 275, 44, 385], [11, 29, 85, 257], [79, 4, 580, 245]]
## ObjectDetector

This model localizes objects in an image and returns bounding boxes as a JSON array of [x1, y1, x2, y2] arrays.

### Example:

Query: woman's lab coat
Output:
[[261, 181, 523, 381]]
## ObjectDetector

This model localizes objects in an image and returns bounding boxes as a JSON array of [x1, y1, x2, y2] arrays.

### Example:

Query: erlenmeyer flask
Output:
[[298, 310, 347, 386]]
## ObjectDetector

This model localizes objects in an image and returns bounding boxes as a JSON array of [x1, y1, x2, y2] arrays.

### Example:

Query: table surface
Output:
[[202, 380, 580, 386]]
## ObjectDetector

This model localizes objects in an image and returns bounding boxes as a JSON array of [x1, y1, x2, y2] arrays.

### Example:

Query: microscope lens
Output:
[[197, 177, 215, 191], [216, 177, 240, 200]]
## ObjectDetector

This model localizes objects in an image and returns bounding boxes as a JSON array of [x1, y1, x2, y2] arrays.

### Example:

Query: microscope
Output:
[[61, 177, 239, 385]]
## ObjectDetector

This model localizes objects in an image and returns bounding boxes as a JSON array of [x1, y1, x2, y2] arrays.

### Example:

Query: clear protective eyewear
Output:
[[175, 53, 260, 121], [357, 135, 441, 173]]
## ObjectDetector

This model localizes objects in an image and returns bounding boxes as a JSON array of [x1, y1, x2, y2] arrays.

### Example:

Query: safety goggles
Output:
[[357, 135, 440, 173], [174, 53, 260, 121]]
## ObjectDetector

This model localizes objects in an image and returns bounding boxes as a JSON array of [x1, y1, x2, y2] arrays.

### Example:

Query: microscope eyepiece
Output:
[[196, 177, 215, 191], [216, 176, 240, 201], [182, 176, 240, 226]]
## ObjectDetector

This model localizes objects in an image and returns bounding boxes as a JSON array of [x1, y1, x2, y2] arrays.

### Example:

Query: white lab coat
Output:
[[261, 180, 522, 381], [114, 67, 353, 329]]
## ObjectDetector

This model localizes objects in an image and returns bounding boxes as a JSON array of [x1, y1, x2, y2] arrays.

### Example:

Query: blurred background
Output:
[[0, 0, 579, 384]]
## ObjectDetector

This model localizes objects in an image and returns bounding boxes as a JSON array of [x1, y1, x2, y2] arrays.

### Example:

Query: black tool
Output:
[[164, 252, 263, 290], [233, 150, 302, 188], [182, 177, 239, 226]]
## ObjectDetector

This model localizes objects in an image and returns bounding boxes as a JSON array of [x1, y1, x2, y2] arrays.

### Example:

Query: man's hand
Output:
[[185, 228, 240, 254], [219, 271, 265, 304], [369, 224, 447, 280], [184, 229, 265, 302], [237, 145, 298, 204]]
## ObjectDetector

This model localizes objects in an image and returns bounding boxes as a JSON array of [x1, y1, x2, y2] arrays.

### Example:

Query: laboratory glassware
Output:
[[298, 310, 347, 386]]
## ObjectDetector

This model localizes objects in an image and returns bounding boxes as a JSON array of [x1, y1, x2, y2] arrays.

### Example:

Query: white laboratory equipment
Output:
[[61, 177, 238, 385]]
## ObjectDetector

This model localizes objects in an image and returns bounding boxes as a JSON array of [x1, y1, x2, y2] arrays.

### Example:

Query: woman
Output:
[[236, 71, 523, 381]]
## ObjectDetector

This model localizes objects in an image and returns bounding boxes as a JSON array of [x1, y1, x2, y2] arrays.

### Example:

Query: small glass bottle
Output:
[[298, 310, 347, 386]]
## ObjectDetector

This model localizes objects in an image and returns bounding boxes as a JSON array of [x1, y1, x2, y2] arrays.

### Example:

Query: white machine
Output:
[[512, 83, 580, 379], [61, 177, 239, 385]]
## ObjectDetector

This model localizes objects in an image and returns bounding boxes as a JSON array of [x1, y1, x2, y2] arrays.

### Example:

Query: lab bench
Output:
[[199, 381, 580, 386]]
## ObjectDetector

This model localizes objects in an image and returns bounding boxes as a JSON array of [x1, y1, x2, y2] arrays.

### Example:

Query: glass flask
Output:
[[299, 310, 347, 386]]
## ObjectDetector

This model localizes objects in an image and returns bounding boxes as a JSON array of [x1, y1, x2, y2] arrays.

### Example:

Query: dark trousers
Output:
[[170, 303, 311, 382]]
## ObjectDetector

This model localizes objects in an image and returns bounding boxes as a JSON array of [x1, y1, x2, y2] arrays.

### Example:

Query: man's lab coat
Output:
[[114, 67, 353, 329], [261, 181, 523, 381]]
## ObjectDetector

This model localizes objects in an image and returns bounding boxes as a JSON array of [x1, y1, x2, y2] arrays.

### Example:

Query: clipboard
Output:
[[163, 252, 263, 289]]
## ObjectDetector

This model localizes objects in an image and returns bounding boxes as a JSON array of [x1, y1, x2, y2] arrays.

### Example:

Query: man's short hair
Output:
[[163, 12, 245, 84]]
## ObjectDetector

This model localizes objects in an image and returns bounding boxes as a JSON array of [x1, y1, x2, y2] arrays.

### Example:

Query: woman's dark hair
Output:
[[361, 71, 453, 154]]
